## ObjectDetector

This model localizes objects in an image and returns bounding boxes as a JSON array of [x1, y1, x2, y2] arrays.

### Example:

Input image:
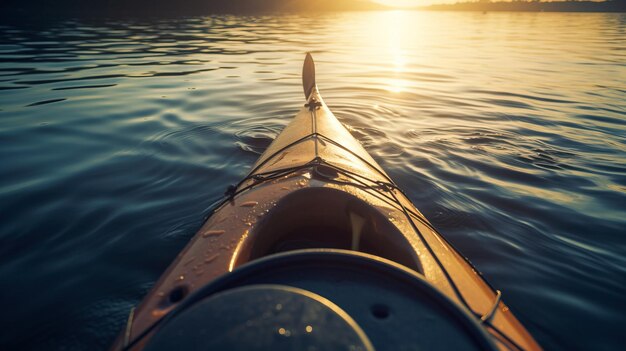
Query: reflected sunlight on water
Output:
[[0, 10, 625, 351]]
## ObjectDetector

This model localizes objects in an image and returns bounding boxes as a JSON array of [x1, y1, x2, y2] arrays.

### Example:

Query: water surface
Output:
[[1, 11, 625, 351]]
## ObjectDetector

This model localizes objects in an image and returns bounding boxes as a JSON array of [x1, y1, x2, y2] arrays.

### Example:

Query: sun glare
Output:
[[374, 0, 421, 8], [382, 11, 411, 92]]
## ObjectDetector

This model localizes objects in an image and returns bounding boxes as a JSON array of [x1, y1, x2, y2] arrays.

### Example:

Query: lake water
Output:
[[1, 10, 625, 351]]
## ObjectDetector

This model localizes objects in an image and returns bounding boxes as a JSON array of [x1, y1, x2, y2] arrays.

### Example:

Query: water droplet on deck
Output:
[[152, 309, 170, 318], [202, 229, 225, 238], [204, 254, 219, 263], [278, 327, 291, 337], [240, 201, 258, 207], [183, 257, 195, 266]]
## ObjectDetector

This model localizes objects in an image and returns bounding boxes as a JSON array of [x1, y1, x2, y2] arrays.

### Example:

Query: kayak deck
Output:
[[113, 57, 540, 351]]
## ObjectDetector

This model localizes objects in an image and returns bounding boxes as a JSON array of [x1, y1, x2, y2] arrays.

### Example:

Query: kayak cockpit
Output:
[[232, 187, 424, 274]]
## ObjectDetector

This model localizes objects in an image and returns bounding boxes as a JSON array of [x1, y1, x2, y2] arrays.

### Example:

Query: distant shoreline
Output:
[[419, 1, 626, 13]]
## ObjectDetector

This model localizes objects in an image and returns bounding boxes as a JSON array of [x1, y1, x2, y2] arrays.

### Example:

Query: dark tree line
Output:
[[1, 0, 386, 16], [422, 0, 626, 12]]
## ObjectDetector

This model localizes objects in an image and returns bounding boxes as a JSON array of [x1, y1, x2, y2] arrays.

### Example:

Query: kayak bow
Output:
[[112, 54, 540, 351]]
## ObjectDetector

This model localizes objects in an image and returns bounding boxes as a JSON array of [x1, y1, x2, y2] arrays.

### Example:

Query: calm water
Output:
[[1, 11, 625, 350]]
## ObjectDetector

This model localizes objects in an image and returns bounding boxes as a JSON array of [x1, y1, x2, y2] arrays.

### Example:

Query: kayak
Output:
[[112, 54, 541, 351]]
